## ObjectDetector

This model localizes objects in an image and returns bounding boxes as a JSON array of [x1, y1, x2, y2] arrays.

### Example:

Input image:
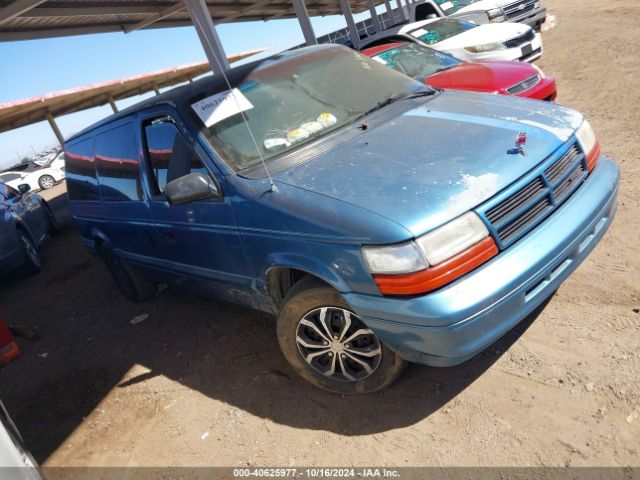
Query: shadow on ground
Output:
[[0, 189, 547, 462]]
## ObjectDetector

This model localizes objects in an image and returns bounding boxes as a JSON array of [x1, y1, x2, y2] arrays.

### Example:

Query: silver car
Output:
[[0, 182, 58, 276]]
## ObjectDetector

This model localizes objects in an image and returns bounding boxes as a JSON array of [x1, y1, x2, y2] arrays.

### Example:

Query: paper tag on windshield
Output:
[[191, 88, 253, 127], [372, 57, 388, 65], [440, 1, 454, 10], [411, 28, 428, 38]]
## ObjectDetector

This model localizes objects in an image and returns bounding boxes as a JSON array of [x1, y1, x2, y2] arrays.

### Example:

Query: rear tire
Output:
[[98, 246, 155, 302], [38, 174, 55, 190], [276, 277, 406, 394], [16, 229, 42, 277]]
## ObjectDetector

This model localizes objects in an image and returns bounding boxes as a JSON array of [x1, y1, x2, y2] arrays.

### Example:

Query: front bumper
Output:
[[344, 157, 619, 366], [508, 6, 547, 29]]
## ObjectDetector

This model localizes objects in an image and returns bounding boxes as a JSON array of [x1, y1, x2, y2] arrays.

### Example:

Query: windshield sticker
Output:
[[439, 1, 454, 10], [264, 138, 291, 151], [317, 113, 337, 128], [287, 128, 310, 143], [300, 121, 324, 134], [372, 56, 388, 65], [411, 28, 428, 38], [191, 88, 254, 127]]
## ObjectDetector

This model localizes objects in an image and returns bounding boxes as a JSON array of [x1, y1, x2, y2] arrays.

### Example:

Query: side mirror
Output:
[[164, 173, 221, 206], [17, 184, 31, 194]]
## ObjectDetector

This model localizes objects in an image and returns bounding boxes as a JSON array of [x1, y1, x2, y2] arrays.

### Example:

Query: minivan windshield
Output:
[[371, 43, 462, 80], [184, 46, 430, 172], [408, 18, 477, 45]]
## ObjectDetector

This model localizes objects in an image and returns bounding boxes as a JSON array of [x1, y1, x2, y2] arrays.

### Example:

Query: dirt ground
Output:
[[1, 0, 639, 469]]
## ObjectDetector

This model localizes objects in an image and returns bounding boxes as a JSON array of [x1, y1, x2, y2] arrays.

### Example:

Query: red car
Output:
[[363, 42, 557, 101]]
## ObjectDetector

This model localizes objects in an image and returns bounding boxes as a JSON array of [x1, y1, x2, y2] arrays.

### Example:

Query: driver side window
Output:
[[143, 117, 210, 195]]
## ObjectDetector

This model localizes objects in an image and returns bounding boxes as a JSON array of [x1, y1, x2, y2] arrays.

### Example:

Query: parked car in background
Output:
[[407, 0, 546, 30], [33, 150, 65, 172], [364, 41, 556, 100], [65, 45, 618, 394], [0, 181, 58, 276], [0, 164, 64, 191], [360, 17, 542, 63], [0, 399, 44, 480]]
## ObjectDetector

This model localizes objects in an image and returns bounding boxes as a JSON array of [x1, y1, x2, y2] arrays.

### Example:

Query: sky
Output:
[[0, 4, 397, 169]]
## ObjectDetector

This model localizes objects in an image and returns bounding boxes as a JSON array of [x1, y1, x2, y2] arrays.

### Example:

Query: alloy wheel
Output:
[[296, 307, 382, 382]]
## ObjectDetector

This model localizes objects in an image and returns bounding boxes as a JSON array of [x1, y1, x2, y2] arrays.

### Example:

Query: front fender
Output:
[[265, 252, 352, 294]]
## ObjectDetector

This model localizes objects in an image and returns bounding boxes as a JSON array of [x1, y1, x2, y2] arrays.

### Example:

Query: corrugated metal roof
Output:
[[0, 47, 266, 132], [0, 0, 376, 41]]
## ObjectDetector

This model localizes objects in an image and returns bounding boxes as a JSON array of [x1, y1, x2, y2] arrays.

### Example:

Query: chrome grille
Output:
[[483, 143, 587, 247], [503, 0, 537, 19], [503, 29, 536, 49], [506, 74, 541, 95]]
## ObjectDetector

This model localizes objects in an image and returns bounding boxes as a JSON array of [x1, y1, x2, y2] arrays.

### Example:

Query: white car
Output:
[[362, 17, 542, 63], [0, 400, 43, 480], [0, 166, 64, 191]]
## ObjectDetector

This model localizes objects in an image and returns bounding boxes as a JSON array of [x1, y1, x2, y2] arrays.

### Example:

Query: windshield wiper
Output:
[[359, 89, 437, 119]]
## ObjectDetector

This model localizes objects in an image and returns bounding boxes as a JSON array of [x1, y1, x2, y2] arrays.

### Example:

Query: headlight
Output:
[[362, 241, 427, 275], [415, 212, 489, 265], [465, 42, 506, 53], [486, 8, 506, 22], [362, 212, 498, 295], [533, 2, 540, 8], [575, 119, 601, 172]]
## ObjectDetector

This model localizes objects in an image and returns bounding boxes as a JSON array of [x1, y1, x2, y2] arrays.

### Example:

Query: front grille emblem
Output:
[[515, 132, 528, 156]]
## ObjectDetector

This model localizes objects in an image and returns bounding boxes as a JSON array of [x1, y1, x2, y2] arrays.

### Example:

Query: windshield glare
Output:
[[372, 44, 462, 80], [185, 46, 428, 172], [434, 0, 480, 14], [409, 18, 476, 45]]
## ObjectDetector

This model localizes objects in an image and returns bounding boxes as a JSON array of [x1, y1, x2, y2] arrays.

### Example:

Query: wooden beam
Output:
[[218, 0, 271, 24], [123, 2, 186, 33], [46, 110, 65, 146], [0, 0, 47, 25]]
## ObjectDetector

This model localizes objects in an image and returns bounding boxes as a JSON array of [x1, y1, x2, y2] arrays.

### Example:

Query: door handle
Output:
[[162, 230, 175, 241]]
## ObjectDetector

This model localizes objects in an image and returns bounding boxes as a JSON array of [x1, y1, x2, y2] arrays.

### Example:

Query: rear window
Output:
[[95, 123, 143, 202], [65, 137, 99, 201]]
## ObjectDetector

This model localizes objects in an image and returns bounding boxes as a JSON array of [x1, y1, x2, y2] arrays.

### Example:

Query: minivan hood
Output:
[[274, 91, 584, 238], [437, 22, 531, 49]]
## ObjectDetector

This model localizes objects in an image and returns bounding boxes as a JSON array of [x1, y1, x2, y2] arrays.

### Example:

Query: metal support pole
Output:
[[367, 0, 382, 32], [396, 0, 408, 21], [383, 0, 397, 24], [153, 84, 161, 95], [108, 95, 118, 113], [184, 0, 230, 75], [46, 111, 64, 146], [339, 0, 360, 48], [292, 0, 318, 46]]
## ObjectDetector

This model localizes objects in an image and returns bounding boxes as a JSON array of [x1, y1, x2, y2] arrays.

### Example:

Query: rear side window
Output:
[[65, 137, 99, 201], [95, 123, 142, 201], [143, 117, 210, 195]]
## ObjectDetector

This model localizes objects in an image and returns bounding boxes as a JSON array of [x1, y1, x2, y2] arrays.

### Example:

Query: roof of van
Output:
[[66, 44, 340, 144]]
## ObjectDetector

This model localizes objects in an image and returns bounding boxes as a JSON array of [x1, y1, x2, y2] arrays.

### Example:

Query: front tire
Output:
[[277, 277, 405, 394], [98, 246, 155, 302], [38, 174, 55, 189]]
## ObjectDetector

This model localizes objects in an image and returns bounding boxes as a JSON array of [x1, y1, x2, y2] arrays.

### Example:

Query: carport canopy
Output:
[[0, 48, 266, 144], [0, 0, 383, 41]]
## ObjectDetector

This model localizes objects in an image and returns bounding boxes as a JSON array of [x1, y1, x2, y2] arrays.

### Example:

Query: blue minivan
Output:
[[65, 45, 619, 394]]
